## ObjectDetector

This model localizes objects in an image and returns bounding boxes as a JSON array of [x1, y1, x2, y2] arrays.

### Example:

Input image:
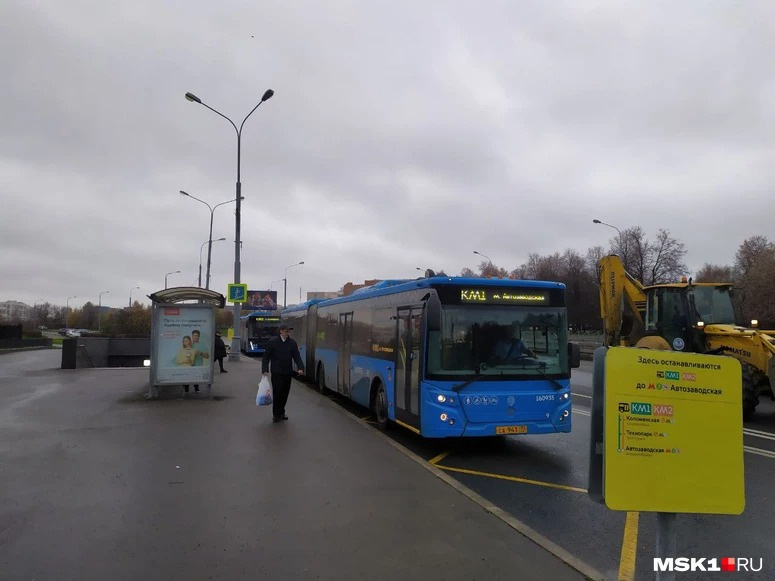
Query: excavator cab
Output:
[[642, 284, 736, 353]]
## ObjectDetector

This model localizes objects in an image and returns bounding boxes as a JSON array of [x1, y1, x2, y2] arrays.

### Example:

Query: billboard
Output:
[[245, 290, 278, 311], [152, 305, 215, 384]]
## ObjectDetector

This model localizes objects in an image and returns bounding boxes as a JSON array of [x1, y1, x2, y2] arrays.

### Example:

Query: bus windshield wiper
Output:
[[451, 373, 486, 392], [532, 364, 565, 390]]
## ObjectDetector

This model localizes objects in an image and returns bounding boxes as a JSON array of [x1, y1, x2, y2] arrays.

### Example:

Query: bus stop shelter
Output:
[[147, 287, 226, 399]]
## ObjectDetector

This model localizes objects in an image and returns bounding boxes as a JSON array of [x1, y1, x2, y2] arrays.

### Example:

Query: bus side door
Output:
[[338, 312, 353, 396], [395, 306, 422, 428]]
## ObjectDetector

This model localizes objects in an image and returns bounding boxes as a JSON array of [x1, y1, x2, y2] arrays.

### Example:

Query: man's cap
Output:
[[279, 323, 293, 331]]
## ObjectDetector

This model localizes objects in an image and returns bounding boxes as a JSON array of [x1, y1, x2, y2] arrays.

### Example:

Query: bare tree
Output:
[[459, 267, 476, 278], [734, 236, 775, 325], [694, 263, 734, 282], [647, 229, 688, 284]]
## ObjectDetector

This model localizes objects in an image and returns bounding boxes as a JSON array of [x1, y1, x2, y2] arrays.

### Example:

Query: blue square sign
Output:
[[227, 284, 248, 303]]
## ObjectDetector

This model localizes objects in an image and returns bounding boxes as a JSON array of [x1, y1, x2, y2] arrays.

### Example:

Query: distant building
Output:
[[341, 279, 381, 297], [306, 291, 340, 301], [0, 300, 31, 323]]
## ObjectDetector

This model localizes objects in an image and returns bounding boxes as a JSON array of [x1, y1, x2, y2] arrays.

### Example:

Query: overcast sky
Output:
[[2, 0, 774, 309]]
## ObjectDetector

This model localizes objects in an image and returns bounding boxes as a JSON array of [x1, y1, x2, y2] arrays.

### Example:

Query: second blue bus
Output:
[[240, 309, 282, 356]]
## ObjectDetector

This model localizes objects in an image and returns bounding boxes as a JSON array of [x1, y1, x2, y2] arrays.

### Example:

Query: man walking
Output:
[[262, 323, 304, 423]]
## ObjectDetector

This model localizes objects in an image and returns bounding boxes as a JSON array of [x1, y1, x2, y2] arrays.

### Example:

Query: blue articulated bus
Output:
[[282, 276, 581, 438], [240, 310, 282, 355]]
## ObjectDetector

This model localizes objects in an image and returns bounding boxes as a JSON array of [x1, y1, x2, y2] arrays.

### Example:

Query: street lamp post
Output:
[[185, 88, 274, 361], [65, 296, 76, 331], [128, 286, 140, 308], [197, 237, 227, 288], [180, 190, 238, 289], [33, 298, 44, 329], [283, 261, 304, 309], [473, 250, 492, 265], [98, 290, 110, 332], [269, 278, 284, 290], [592, 218, 627, 259], [592, 218, 622, 238], [165, 270, 181, 289]]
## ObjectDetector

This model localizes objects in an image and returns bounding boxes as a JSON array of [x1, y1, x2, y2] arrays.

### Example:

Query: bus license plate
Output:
[[496, 425, 528, 435]]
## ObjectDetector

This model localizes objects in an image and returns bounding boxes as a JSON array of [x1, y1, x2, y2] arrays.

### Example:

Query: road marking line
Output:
[[429, 451, 451, 465], [744, 427, 775, 441], [572, 393, 592, 399], [395, 419, 421, 434], [434, 464, 587, 493], [573, 407, 591, 416], [618, 511, 639, 581], [744, 445, 775, 459]]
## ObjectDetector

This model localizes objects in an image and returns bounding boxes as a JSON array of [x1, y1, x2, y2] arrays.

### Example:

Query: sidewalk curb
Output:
[[301, 379, 606, 581]]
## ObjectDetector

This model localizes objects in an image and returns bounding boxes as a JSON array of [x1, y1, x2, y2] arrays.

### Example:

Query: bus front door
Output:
[[338, 312, 353, 396], [395, 307, 421, 430]]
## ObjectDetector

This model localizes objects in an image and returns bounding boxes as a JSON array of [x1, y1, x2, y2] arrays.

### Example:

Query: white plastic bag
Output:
[[256, 375, 273, 406]]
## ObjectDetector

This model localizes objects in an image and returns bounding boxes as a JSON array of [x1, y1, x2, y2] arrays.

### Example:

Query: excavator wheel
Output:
[[741, 362, 758, 420]]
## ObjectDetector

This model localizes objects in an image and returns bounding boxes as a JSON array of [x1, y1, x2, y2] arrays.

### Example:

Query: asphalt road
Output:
[[323, 360, 775, 580], [3, 349, 773, 580], [0, 349, 591, 581]]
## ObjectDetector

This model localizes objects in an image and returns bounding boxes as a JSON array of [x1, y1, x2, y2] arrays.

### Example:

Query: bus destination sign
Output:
[[459, 289, 549, 305]]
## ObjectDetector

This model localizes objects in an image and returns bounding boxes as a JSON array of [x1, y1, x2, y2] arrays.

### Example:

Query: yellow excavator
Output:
[[598, 254, 775, 418]]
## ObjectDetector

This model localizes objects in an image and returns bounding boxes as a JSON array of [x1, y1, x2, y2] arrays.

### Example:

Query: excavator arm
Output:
[[598, 255, 647, 346]]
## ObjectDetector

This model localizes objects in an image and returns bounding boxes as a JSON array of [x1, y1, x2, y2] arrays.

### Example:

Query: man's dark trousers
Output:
[[272, 373, 293, 419]]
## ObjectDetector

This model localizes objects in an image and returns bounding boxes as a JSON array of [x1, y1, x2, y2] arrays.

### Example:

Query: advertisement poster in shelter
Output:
[[154, 305, 214, 384]]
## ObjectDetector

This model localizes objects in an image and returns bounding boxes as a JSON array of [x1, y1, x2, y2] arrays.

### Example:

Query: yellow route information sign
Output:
[[604, 347, 744, 514]]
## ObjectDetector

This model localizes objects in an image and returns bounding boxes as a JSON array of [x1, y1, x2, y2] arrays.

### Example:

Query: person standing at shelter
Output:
[[214, 332, 228, 373], [262, 323, 304, 423]]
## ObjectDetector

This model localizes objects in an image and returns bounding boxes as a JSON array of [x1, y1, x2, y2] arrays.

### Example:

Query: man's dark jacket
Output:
[[262, 336, 304, 375]]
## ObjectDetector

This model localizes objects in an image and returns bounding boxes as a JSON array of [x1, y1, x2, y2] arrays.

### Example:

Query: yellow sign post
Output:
[[604, 347, 744, 514]]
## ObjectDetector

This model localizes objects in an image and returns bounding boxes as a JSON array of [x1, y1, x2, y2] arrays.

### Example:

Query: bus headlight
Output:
[[437, 394, 447, 403], [440, 413, 448, 421], [563, 410, 570, 417], [561, 393, 569, 400]]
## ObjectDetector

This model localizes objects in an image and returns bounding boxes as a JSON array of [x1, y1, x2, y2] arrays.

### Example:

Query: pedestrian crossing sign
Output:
[[227, 284, 248, 303]]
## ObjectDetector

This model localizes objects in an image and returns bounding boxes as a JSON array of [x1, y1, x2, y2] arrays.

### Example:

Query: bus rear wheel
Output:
[[373, 382, 389, 431]]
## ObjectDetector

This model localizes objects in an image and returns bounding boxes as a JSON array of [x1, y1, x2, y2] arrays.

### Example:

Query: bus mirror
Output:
[[426, 293, 441, 331], [568, 341, 581, 368]]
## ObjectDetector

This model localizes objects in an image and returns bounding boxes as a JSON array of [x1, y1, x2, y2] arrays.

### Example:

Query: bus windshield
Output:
[[426, 306, 569, 379]]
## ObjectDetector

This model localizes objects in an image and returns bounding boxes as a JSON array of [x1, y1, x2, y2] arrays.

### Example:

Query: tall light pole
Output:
[[179, 190, 238, 289], [592, 218, 627, 260], [185, 88, 274, 361], [33, 298, 44, 328], [128, 286, 140, 308], [197, 237, 227, 288], [283, 261, 304, 308], [592, 218, 622, 238], [65, 296, 76, 331], [473, 250, 492, 265], [269, 278, 283, 290], [98, 290, 110, 332], [165, 270, 181, 289]]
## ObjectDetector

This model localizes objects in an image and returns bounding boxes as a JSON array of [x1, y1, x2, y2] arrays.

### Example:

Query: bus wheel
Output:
[[373, 382, 389, 431], [317, 363, 327, 394]]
